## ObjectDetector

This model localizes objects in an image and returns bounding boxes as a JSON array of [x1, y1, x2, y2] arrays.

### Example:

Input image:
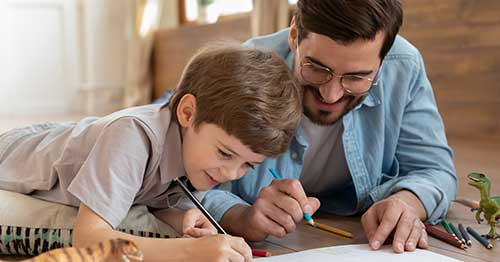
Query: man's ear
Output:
[[288, 16, 298, 53], [176, 94, 197, 128]]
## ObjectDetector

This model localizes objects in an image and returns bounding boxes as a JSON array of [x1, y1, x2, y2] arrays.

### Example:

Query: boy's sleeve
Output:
[[67, 118, 152, 228]]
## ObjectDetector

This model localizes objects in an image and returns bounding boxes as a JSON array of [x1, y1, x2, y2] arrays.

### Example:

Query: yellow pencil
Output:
[[309, 221, 354, 238]]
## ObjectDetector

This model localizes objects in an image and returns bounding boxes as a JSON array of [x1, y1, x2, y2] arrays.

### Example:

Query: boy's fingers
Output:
[[229, 237, 252, 262], [184, 227, 216, 238]]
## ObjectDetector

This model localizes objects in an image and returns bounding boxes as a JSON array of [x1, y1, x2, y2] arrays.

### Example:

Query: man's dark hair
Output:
[[295, 0, 403, 59]]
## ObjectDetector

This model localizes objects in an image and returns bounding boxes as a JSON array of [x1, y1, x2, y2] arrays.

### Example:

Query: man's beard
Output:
[[302, 85, 364, 126]]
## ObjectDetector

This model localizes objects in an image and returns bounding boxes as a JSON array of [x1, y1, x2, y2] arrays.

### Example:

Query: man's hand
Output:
[[182, 208, 217, 238], [361, 190, 428, 253], [222, 179, 320, 241]]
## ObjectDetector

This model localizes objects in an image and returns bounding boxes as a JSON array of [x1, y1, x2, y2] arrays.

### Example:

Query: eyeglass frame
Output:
[[295, 40, 382, 97]]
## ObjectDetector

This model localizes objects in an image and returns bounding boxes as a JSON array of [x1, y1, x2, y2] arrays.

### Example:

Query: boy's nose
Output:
[[220, 165, 240, 181], [319, 78, 344, 104]]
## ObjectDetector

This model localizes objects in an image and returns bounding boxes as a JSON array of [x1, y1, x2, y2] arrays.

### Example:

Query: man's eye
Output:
[[218, 149, 232, 159], [345, 76, 365, 82]]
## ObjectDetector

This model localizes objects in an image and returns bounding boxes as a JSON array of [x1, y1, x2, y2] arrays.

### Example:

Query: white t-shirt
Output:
[[299, 115, 351, 195]]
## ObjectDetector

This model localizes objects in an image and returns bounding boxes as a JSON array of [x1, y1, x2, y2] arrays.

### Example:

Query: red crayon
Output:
[[252, 248, 271, 257]]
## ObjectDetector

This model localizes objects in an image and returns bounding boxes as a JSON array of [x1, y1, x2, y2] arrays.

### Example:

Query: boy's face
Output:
[[181, 123, 265, 191], [176, 94, 265, 191]]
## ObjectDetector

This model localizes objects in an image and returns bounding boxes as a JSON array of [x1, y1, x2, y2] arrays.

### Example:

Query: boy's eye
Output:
[[217, 149, 232, 159], [244, 163, 255, 170]]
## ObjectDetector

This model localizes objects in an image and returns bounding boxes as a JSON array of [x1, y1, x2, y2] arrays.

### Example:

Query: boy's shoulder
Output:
[[98, 104, 174, 145]]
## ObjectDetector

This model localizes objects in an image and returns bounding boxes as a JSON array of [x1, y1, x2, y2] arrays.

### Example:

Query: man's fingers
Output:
[[307, 197, 321, 214], [273, 194, 303, 223], [417, 227, 429, 249], [403, 219, 425, 252], [370, 205, 401, 250], [361, 207, 379, 243], [392, 211, 414, 253], [272, 179, 310, 213], [250, 204, 288, 237]]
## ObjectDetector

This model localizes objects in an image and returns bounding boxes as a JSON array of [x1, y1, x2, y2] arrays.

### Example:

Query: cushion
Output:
[[0, 189, 179, 256]]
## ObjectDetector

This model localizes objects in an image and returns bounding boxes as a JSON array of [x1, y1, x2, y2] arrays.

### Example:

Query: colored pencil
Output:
[[458, 223, 472, 246], [441, 219, 460, 242], [252, 249, 271, 257], [268, 168, 316, 227], [466, 226, 493, 249], [175, 178, 272, 256], [174, 177, 227, 234], [310, 221, 353, 238], [449, 222, 467, 246], [425, 225, 466, 250]]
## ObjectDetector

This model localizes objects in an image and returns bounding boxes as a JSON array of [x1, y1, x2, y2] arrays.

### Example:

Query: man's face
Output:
[[289, 26, 384, 125]]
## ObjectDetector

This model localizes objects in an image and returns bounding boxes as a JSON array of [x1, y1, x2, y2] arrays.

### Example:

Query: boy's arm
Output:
[[151, 207, 184, 233], [152, 207, 217, 237], [74, 203, 251, 262]]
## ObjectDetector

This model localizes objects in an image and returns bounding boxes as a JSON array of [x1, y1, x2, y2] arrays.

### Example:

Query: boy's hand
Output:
[[188, 235, 252, 262], [222, 179, 320, 241], [182, 208, 217, 238]]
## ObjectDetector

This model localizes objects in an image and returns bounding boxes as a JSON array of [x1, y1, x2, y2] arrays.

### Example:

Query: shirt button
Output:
[[291, 152, 298, 160]]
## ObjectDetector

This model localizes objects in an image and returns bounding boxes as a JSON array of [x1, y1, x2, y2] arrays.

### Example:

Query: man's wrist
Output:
[[390, 190, 427, 220], [220, 204, 249, 236]]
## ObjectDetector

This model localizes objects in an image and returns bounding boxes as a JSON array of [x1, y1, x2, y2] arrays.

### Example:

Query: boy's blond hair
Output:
[[166, 43, 301, 156]]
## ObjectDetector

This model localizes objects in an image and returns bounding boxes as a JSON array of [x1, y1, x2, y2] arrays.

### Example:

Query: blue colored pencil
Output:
[[267, 168, 316, 227]]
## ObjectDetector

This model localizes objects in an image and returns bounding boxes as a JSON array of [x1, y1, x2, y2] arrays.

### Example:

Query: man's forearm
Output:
[[220, 204, 268, 242]]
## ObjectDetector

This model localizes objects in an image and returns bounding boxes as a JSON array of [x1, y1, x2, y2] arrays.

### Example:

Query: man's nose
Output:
[[319, 77, 344, 103]]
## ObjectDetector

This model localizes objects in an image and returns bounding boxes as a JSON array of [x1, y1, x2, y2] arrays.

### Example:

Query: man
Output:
[[160, 0, 457, 253]]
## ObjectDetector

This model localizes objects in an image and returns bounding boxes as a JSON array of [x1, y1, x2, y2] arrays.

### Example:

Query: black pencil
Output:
[[458, 224, 471, 246], [174, 177, 227, 234], [466, 226, 492, 249], [449, 223, 466, 246]]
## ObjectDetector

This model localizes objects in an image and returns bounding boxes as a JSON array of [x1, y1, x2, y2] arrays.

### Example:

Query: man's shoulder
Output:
[[243, 28, 291, 58], [385, 35, 422, 64]]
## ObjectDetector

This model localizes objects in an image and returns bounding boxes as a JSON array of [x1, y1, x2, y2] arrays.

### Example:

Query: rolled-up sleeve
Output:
[[202, 182, 251, 222]]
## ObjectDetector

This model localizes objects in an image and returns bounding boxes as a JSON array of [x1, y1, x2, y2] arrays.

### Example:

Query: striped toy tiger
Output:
[[1, 239, 143, 262]]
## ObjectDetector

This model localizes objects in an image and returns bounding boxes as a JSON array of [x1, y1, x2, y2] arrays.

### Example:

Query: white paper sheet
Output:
[[255, 244, 462, 262]]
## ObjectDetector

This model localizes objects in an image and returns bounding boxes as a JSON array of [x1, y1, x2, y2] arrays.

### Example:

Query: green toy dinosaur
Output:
[[467, 172, 500, 239]]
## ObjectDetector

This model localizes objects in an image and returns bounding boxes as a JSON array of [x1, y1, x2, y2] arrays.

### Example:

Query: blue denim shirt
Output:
[[157, 29, 457, 224]]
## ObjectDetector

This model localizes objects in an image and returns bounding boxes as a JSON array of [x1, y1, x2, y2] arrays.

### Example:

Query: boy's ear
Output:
[[288, 16, 298, 52], [176, 94, 197, 128]]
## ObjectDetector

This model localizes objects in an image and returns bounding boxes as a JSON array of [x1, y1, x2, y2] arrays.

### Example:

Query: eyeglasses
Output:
[[296, 42, 381, 97]]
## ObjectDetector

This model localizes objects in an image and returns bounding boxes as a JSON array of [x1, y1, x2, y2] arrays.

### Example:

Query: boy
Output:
[[0, 44, 301, 261]]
